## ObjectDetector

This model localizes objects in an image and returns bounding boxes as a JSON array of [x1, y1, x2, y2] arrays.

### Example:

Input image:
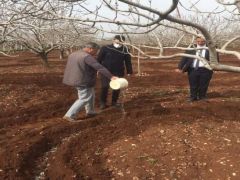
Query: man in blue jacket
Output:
[[63, 42, 117, 122], [98, 35, 133, 109]]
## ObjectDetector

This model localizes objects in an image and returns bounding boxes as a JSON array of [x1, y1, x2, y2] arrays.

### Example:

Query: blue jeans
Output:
[[65, 87, 95, 119]]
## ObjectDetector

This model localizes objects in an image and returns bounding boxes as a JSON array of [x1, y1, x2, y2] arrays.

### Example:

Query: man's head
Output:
[[113, 35, 125, 48], [83, 42, 100, 57], [195, 36, 206, 47], [114, 35, 125, 42]]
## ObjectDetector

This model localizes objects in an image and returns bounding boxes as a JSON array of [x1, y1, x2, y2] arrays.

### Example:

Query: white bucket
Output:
[[110, 78, 128, 90]]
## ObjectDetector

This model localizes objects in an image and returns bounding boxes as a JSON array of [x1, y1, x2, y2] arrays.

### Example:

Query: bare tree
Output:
[[216, 0, 240, 12], [0, 1, 22, 56], [0, 0, 99, 65], [1, 0, 239, 71]]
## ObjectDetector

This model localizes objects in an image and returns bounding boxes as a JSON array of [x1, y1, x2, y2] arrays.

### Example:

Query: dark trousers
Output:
[[100, 76, 120, 105], [188, 68, 213, 100]]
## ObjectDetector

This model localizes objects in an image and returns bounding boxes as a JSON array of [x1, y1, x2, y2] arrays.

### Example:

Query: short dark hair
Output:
[[84, 42, 100, 49], [114, 35, 125, 42]]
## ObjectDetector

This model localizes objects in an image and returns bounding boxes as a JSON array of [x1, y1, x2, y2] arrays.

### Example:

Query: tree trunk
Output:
[[39, 52, 49, 67], [137, 45, 141, 76], [65, 49, 70, 56], [59, 49, 64, 60], [237, 1, 240, 13]]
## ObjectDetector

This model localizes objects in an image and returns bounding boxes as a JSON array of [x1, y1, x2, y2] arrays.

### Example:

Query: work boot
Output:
[[63, 116, 76, 122]]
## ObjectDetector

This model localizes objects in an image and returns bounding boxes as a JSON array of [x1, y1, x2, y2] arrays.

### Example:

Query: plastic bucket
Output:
[[110, 78, 128, 90]]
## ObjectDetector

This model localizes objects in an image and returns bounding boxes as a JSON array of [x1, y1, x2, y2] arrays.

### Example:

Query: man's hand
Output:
[[175, 69, 181, 73], [111, 76, 118, 81]]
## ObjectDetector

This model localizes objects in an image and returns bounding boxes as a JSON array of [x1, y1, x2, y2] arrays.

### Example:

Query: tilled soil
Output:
[[0, 51, 240, 180]]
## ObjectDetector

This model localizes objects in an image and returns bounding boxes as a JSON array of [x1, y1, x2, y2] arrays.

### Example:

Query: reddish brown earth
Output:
[[0, 50, 240, 180]]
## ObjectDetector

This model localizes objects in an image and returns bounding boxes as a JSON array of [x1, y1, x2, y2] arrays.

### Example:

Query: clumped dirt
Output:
[[0, 50, 240, 180]]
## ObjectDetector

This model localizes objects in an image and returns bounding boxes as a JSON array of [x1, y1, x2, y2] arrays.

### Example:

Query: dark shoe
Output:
[[187, 98, 197, 102], [86, 112, 98, 118], [199, 97, 208, 101], [100, 104, 108, 110], [112, 103, 122, 108]]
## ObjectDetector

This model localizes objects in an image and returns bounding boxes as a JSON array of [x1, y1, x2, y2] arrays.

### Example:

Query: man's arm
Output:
[[124, 48, 133, 75], [85, 55, 113, 79], [178, 50, 193, 72], [178, 58, 188, 70]]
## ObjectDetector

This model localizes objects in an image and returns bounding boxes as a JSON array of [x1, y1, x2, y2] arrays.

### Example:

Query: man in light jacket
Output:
[[63, 42, 117, 122]]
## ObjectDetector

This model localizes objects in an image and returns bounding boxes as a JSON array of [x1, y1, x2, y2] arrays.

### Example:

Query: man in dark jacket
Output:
[[97, 35, 133, 109], [178, 36, 219, 102], [63, 42, 117, 122]]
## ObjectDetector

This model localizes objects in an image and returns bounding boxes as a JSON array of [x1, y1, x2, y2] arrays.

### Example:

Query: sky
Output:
[[84, 0, 235, 23], [79, 0, 238, 38]]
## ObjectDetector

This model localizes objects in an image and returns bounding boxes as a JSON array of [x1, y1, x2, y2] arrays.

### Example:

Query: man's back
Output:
[[63, 50, 90, 87]]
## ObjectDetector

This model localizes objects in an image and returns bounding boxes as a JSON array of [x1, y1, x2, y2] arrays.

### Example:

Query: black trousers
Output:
[[188, 68, 213, 100], [100, 75, 120, 105]]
